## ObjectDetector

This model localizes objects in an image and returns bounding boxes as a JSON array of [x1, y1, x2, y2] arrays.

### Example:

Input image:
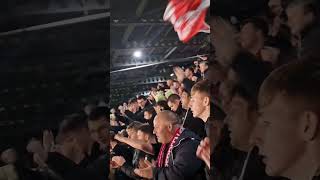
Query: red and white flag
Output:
[[163, 0, 210, 43]]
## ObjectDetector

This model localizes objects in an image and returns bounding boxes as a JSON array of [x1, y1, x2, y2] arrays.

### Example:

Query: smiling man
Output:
[[254, 59, 320, 180]]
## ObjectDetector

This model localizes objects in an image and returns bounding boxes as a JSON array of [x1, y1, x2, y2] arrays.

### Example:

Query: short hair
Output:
[[137, 95, 147, 101], [241, 17, 269, 37], [153, 100, 170, 110], [137, 124, 153, 136], [156, 110, 181, 125], [128, 98, 137, 105], [59, 113, 88, 135], [167, 94, 181, 103], [144, 107, 155, 115], [191, 79, 210, 97], [127, 121, 143, 131], [88, 106, 108, 121], [259, 58, 320, 115], [199, 61, 208, 66]]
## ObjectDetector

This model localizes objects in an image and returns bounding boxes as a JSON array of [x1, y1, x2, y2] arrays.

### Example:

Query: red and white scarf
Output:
[[157, 128, 184, 167]]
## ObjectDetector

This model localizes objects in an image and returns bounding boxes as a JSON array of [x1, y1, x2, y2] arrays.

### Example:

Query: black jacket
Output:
[[46, 152, 104, 180], [183, 109, 206, 139], [124, 110, 139, 124], [152, 128, 206, 180]]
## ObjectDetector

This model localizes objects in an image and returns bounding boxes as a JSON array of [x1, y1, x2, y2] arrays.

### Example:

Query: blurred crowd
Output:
[[0, 105, 109, 180]]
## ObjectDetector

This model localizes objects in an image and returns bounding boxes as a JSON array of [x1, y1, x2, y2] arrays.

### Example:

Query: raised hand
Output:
[[173, 66, 186, 83], [43, 130, 54, 152], [196, 137, 211, 168]]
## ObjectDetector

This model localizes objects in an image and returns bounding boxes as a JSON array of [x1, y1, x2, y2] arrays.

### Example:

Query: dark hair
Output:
[[144, 106, 155, 115], [259, 58, 320, 116], [137, 124, 153, 136], [154, 100, 170, 111], [59, 113, 88, 134], [137, 95, 147, 101], [231, 52, 272, 96], [128, 98, 137, 104], [127, 121, 143, 131], [199, 61, 208, 66], [185, 66, 194, 73], [241, 17, 269, 37], [167, 94, 181, 103], [88, 106, 108, 121]]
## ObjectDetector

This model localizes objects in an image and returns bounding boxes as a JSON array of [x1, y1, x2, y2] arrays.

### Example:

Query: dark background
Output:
[[0, 0, 109, 151]]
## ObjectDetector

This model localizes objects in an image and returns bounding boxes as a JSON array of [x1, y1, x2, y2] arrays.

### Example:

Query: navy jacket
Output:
[[152, 128, 206, 180]]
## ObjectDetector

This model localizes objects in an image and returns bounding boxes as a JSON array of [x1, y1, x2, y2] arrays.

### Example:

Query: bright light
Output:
[[133, 50, 142, 58], [170, 73, 174, 77]]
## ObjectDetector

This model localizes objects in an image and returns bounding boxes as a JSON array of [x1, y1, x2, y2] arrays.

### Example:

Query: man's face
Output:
[[181, 91, 190, 109], [167, 80, 173, 87], [269, 0, 283, 17], [168, 100, 180, 112], [185, 69, 193, 78], [255, 94, 306, 177], [127, 129, 138, 140], [88, 119, 108, 145], [137, 99, 146, 109], [226, 95, 255, 151], [190, 91, 208, 119], [1, 149, 17, 164], [286, 4, 311, 35], [137, 130, 148, 142], [144, 111, 153, 120], [199, 63, 208, 73], [154, 106, 162, 114], [239, 23, 258, 50], [129, 103, 138, 113], [173, 82, 180, 89], [72, 128, 92, 152], [153, 116, 172, 144]]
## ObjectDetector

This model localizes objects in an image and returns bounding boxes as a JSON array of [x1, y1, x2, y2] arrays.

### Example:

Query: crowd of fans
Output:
[[110, 0, 320, 180], [0, 105, 109, 180], [1, 0, 320, 180], [109, 57, 210, 180]]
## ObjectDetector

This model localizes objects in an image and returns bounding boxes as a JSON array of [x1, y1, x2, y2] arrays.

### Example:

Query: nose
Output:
[[250, 122, 264, 148]]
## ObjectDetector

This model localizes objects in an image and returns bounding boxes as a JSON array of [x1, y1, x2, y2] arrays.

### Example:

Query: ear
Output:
[[168, 123, 173, 132], [301, 111, 319, 141], [203, 96, 210, 106]]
